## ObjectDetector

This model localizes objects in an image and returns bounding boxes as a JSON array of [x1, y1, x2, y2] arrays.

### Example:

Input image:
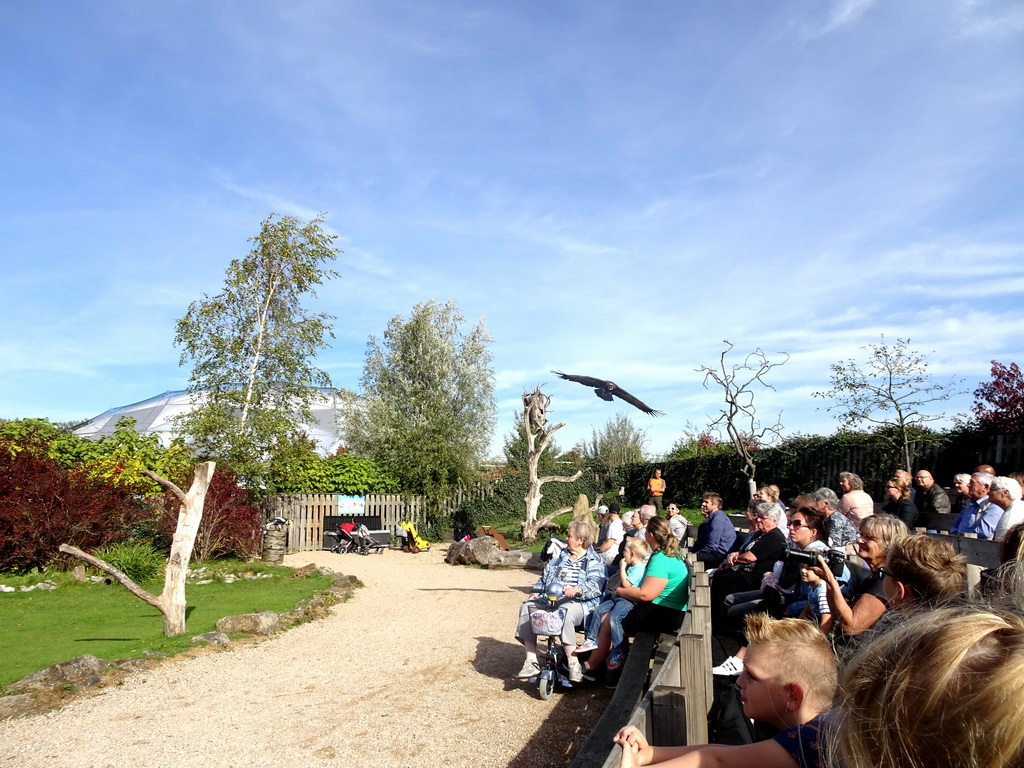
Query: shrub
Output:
[[158, 469, 263, 562], [0, 442, 154, 572], [93, 540, 166, 583]]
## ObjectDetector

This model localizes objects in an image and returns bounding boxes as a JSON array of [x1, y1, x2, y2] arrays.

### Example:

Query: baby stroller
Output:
[[397, 521, 430, 553], [335, 522, 387, 555]]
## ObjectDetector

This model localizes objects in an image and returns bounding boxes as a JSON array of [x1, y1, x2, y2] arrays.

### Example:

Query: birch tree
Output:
[[174, 213, 339, 484]]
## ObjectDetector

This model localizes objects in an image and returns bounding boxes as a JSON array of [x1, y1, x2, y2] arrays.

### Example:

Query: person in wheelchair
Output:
[[514, 519, 606, 683]]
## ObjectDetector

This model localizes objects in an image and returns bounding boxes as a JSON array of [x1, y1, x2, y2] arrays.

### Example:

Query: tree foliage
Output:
[[813, 336, 963, 471], [173, 213, 340, 485], [584, 413, 648, 474], [972, 360, 1024, 433], [265, 435, 399, 494], [343, 299, 497, 514], [0, 444, 150, 572]]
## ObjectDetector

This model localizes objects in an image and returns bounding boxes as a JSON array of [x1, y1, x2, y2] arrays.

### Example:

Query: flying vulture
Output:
[[551, 371, 664, 416]]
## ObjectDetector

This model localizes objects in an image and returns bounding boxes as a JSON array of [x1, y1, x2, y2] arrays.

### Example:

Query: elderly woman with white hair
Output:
[[514, 519, 606, 683], [992, 476, 1024, 541]]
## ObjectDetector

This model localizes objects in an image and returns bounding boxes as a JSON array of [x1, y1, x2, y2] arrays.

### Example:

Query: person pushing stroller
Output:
[[578, 536, 650, 656]]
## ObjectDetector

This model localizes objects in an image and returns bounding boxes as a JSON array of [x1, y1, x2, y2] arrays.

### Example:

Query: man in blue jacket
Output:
[[689, 492, 737, 568]]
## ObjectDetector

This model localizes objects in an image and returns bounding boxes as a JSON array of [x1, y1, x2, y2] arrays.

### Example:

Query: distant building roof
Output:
[[73, 388, 346, 456]]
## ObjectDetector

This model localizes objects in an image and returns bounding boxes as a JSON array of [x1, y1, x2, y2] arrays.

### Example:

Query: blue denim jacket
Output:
[[533, 546, 607, 613]]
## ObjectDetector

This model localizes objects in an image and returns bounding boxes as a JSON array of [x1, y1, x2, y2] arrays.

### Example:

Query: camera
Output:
[[783, 547, 845, 577]]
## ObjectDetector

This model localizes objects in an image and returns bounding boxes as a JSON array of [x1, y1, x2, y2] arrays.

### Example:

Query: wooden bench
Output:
[[569, 558, 711, 768]]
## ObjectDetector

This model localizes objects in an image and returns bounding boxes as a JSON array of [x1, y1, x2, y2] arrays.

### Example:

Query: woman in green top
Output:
[[583, 516, 690, 676]]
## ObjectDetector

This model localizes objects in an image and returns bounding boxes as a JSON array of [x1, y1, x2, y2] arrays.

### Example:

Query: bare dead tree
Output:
[[60, 461, 216, 637], [521, 386, 583, 542], [697, 341, 788, 499]]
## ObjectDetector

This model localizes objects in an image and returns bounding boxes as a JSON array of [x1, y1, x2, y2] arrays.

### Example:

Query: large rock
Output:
[[445, 536, 499, 565], [216, 611, 280, 636], [572, 494, 599, 543], [13, 654, 106, 691], [0, 693, 36, 720], [191, 632, 231, 646]]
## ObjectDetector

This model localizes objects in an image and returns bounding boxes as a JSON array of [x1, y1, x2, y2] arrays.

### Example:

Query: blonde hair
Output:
[[645, 516, 679, 558], [836, 605, 1024, 768], [624, 536, 650, 561], [744, 613, 837, 710], [860, 514, 910, 551]]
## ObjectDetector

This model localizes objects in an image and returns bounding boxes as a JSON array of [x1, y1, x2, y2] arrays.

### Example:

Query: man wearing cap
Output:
[[596, 502, 625, 567], [951, 472, 1003, 539], [913, 469, 951, 531]]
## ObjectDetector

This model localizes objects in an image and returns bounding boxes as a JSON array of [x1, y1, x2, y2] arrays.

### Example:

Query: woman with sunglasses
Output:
[[816, 514, 909, 645], [713, 505, 832, 676], [882, 476, 919, 528]]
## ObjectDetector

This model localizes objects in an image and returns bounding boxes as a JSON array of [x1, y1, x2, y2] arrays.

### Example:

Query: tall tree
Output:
[[343, 299, 497, 515], [174, 213, 339, 484], [814, 335, 963, 472], [697, 341, 788, 499], [972, 360, 1024, 433], [584, 413, 648, 474]]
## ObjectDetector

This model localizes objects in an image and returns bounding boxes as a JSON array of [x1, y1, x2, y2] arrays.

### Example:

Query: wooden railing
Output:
[[569, 559, 712, 768]]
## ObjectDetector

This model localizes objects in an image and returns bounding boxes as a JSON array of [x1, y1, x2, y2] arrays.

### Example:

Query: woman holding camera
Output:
[[713, 506, 832, 676], [817, 514, 909, 644]]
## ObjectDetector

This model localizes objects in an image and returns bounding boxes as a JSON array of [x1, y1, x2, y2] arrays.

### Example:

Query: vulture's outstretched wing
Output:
[[551, 371, 607, 389], [609, 386, 664, 417]]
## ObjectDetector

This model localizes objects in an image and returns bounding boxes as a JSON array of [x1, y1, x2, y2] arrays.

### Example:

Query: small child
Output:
[[798, 565, 833, 634], [577, 537, 650, 653]]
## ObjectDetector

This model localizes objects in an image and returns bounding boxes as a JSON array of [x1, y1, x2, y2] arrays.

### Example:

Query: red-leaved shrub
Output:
[[0, 443, 153, 572], [158, 469, 263, 563]]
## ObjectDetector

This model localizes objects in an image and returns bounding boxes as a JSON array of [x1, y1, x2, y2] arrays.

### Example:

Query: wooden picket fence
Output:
[[262, 482, 495, 554]]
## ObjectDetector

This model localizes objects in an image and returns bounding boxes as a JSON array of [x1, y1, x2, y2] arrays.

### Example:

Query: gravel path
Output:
[[0, 546, 611, 768]]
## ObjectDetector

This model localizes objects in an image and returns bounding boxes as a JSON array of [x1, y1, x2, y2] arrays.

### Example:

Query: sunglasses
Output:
[[787, 520, 810, 529]]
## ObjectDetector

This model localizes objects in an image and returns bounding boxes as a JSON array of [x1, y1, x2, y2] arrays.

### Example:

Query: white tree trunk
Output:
[[59, 461, 216, 637], [521, 388, 582, 542]]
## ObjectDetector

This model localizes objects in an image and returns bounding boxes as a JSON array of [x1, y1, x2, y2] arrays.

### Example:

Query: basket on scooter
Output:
[[530, 604, 568, 636]]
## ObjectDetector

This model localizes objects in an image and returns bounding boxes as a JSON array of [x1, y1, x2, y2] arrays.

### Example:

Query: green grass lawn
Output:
[[0, 567, 333, 689]]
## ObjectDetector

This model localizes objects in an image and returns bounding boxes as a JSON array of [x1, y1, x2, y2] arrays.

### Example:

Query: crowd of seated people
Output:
[[609, 463, 1024, 768]]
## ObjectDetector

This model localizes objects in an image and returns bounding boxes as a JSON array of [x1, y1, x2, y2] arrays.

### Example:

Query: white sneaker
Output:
[[516, 659, 540, 679], [568, 657, 583, 683], [712, 655, 744, 677]]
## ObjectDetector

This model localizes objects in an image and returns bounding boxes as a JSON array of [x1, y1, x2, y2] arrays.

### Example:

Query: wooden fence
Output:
[[262, 482, 495, 554], [263, 494, 423, 553]]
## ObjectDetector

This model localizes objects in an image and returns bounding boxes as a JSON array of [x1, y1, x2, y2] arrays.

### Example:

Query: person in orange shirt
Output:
[[647, 469, 666, 512]]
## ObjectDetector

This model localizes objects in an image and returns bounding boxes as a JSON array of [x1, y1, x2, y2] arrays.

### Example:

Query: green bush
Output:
[[92, 541, 166, 583]]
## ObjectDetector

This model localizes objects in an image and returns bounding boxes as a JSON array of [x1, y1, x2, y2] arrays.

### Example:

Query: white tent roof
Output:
[[73, 389, 346, 456]]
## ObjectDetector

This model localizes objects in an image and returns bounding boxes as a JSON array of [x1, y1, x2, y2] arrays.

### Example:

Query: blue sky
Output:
[[2, 0, 1023, 458]]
